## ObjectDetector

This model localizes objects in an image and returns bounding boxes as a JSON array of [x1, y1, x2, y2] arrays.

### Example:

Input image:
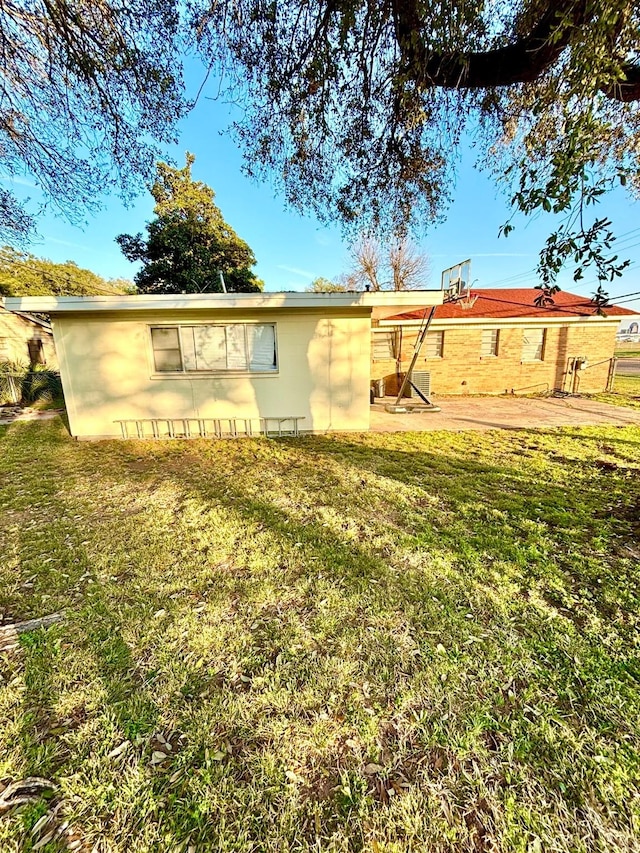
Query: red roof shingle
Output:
[[387, 288, 638, 322]]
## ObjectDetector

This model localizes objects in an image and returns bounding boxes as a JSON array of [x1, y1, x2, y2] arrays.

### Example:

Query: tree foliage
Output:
[[343, 236, 430, 291], [192, 0, 640, 283], [0, 247, 133, 297], [117, 154, 263, 293], [306, 277, 348, 292], [0, 0, 184, 242], [3, 1, 639, 287]]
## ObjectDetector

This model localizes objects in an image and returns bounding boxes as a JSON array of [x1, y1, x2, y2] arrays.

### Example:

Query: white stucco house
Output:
[[5, 291, 442, 439]]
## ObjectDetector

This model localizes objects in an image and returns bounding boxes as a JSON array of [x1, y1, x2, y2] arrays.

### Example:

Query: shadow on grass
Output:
[[2, 420, 640, 850]]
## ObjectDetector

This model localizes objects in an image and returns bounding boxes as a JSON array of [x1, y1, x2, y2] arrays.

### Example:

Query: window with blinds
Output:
[[150, 324, 277, 373], [371, 330, 396, 360], [424, 330, 444, 358], [481, 328, 499, 357], [521, 328, 546, 361]]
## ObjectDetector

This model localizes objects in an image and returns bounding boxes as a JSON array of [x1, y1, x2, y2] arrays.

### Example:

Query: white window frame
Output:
[[149, 323, 278, 376], [481, 328, 500, 358], [522, 328, 546, 362], [424, 330, 444, 359]]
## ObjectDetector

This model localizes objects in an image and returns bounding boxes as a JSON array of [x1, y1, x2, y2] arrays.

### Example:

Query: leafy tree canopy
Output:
[[3, 1, 639, 289], [0, 0, 184, 243], [0, 247, 133, 297], [116, 154, 263, 293], [192, 0, 640, 285]]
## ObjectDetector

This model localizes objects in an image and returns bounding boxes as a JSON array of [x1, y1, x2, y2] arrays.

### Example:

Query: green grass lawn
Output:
[[614, 344, 640, 359], [589, 374, 640, 410], [1, 419, 640, 852]]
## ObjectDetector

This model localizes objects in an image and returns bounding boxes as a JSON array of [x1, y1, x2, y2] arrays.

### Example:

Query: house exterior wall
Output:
[[0, 308, 57, 367], [53, 308, 371, 438], [372, 319, 619, 396]]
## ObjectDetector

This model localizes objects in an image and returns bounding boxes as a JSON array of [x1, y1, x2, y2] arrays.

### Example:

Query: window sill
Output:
[[151, 370, 280, 379]]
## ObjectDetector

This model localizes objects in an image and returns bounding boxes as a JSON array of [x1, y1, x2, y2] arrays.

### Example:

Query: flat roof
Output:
[[5, 289, 443, 314]]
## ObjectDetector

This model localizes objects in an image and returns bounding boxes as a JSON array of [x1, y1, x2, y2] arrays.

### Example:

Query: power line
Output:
[[0, 253, 130, 296], [479, 229, 640, 290]]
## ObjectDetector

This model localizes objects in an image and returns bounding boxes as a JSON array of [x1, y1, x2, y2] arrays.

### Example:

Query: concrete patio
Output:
[[370, 395, 640, 432]]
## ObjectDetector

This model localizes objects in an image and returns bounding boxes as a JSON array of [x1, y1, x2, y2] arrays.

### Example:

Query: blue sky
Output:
[[4, 59, 640, 314]]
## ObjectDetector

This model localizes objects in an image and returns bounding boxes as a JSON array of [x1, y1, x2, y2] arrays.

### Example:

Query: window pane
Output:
[[225, 325, 248, 370], [372, 331, 394, 359], [151, 327, 180, 350], [154, 348, 183, 372], [193, 326, 226, 370], [481, 329, 499, 357], [425, 331, 443, 358], [151, 327, 182, 371], [522, 329, 544, 361], [181, 327, 197, 371], [248, 325, 276, 371]]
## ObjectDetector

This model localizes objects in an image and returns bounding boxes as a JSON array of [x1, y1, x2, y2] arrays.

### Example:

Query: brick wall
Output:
[[371, 321, 619, 396]]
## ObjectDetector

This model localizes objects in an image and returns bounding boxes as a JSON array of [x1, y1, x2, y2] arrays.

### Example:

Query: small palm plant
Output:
[[0, 361, 62, 405]]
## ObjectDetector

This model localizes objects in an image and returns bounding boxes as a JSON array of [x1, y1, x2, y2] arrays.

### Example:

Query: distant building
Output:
[[373, 288, 638, 396], [0, 299, 57, 367], [617, 320, 640, 342]]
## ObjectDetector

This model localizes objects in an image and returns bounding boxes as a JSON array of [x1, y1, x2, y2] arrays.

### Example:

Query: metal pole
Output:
[[393, 306, 436, 405], [607, 357, 617, 392]]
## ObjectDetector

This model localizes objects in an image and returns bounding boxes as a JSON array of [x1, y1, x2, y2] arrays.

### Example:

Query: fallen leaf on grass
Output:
[[32, 830, 57, 850], [31, 813, 53, 837], [107, 741, 130, 759], [285, 770, 304, 784]]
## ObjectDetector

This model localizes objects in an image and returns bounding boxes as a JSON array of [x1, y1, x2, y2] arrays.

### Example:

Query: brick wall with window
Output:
[[371, 322, 619, 395]]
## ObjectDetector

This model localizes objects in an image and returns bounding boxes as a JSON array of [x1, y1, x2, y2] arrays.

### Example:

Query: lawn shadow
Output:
[[3, 422, 640, 850]]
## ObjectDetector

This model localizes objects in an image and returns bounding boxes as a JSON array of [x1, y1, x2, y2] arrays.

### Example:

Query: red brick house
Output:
[[371, 288, 638, 396]]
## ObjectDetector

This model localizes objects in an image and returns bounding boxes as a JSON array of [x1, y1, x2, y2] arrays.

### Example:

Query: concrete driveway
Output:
[[370, 396, 640, 432]]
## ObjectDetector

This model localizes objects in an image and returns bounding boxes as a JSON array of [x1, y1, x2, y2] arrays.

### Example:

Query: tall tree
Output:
[[344, 237, 430, 291], [117, 154, 263, 293], [192, 1, 640, 285], [0, 0, 184, 242]]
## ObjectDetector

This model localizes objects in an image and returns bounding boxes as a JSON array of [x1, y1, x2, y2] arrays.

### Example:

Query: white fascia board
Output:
[[5, 289, 442, 315], [359, 290, 443, 307], [379, 315, 623, 327]]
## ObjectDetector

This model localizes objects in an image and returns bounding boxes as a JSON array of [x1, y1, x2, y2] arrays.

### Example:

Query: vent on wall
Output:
[[410, 371, 431, 398]]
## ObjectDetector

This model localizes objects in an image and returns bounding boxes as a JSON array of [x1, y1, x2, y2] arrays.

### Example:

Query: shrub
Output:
[[0, 361, 63, 405]]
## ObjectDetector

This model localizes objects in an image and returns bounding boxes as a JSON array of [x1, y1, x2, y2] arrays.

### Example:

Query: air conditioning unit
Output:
[[410, 371, 431, 398]]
